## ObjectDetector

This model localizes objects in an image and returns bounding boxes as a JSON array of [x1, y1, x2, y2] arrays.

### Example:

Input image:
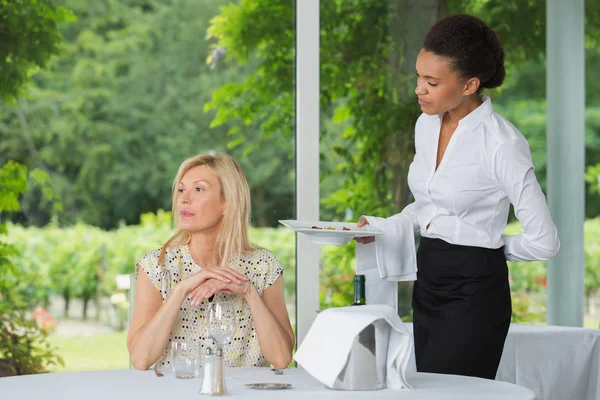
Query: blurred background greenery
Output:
[[1, 0, 599, 374]]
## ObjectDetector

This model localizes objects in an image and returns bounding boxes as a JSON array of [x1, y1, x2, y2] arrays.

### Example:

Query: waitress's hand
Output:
[[354, 216, 376, 244]]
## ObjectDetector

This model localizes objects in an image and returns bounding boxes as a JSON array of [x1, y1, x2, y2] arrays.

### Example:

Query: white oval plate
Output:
[[278, 220, 384, 246]]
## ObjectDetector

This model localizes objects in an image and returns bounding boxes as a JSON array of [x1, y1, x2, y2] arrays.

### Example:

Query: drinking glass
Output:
[[171, 340, 201, 379]]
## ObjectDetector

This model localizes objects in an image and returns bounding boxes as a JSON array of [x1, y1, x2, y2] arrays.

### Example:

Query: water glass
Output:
[[171, 340, 201, 379]]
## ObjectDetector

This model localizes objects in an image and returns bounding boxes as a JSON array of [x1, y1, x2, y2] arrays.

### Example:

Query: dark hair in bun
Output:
[[423, 14, 505, 89]]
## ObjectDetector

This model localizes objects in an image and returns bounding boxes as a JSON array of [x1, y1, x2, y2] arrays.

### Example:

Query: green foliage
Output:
[[206, 0, 600, 226], [0, 0, 75, 102], [6, 212, 298, 314], [0, 310, 64, 375], [0, 0, 71, 374], [0, 162, 28, 301], [320, 243, 356, 309], [510, 292, 546, 324], [6, 212, 600, 327], [583, 220, 600, 297], [205, 0, 294, 144], [586, 164, 600, 196], [0, 161, 63, 375], [207, 0, 427, 219], [0, 161, 26, 203], [0, 0, 294, 229], [4, 0, 599, 230]]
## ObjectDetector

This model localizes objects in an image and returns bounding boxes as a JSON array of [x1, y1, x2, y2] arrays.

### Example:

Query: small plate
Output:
[[278, 220, 384, 245], [245, 383, 293, 390]]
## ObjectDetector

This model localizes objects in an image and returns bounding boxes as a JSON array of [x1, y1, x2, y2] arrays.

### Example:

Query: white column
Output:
[[546, 0, 585, 326], [295, 0, 320, 345]]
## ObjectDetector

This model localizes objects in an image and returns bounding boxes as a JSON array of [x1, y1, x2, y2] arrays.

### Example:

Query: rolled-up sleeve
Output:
[[493, 138, 560, 262]]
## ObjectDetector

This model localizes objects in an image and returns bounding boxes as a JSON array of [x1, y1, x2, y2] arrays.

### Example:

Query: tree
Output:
[[0, 1, 72, 375], [0, 0, 75, 102], [0, 0, 295, 228]]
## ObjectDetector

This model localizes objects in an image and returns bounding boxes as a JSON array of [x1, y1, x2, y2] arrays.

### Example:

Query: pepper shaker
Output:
[[212, 347, 227, 395]]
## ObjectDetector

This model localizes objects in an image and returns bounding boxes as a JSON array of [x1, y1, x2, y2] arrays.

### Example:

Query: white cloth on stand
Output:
[[496, 324, 600, 400], [294, 305, 413, 390], [356, 214, 417, 311]]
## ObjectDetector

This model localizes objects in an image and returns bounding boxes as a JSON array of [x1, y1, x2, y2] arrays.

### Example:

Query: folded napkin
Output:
[[356, 214, 417, 311], [294, 305, 413, 390]]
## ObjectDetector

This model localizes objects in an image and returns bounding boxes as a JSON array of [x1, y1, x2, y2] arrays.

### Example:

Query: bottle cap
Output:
[[205, 347, 213, 356]]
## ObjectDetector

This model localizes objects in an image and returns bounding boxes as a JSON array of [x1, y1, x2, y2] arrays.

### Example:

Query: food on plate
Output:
[[310, 225, 352, 231]]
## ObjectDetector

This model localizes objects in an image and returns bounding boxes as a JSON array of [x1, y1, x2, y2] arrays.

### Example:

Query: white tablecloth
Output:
[[0, 368, 534, 400], [405, 322, 600, 400]]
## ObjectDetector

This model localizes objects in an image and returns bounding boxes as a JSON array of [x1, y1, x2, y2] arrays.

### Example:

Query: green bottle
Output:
[[352, 274, 366, 306]]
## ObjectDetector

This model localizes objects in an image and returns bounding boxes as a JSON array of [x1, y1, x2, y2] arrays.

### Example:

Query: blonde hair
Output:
[[158, 153, 256, 269]]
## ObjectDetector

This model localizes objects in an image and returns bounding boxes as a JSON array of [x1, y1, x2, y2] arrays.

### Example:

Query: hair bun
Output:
[[481, 29, 505, 89], [423, 14, 506, 91]]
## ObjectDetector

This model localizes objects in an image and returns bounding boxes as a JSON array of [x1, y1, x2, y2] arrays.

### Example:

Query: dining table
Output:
[[0, 366, 536, 399]]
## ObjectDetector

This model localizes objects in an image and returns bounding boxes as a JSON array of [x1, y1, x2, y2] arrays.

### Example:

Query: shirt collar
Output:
[[421, 95, 494, 129], [457, 95, 493, 130]]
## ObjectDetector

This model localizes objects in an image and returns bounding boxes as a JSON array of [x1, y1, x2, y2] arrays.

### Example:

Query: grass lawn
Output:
[[47, 332, 129, 372], [584, 316, 600, 329]]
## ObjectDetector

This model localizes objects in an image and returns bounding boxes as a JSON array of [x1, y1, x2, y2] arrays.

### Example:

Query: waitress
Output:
[[356, 14, 560, 379]]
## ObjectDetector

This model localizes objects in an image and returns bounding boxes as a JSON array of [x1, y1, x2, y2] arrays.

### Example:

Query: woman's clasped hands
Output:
[[178, 267, 251, 306]]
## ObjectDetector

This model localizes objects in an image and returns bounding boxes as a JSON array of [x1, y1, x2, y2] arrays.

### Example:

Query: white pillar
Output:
[[295, 0, 320, 345], [546, 0, 585, 326]]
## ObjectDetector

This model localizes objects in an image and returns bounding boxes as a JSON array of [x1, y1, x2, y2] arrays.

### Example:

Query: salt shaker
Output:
[[200, 347, 215, 395], [212, 347, 227, 395]]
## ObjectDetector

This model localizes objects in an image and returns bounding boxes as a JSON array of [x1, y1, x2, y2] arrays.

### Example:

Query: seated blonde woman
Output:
[[127, 153, 294, 372]]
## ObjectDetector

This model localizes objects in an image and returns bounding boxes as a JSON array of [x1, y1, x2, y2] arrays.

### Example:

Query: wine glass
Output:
[[207, 301, 236, 350]]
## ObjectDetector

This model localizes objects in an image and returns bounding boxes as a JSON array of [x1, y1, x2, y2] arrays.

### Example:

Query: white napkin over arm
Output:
[[360, 213, 418, 281], [294, 305, 413, 390], [355, 213, 418, 311]]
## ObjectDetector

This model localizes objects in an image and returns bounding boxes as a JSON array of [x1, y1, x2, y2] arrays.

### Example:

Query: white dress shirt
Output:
[[391, 96, 560, 262]]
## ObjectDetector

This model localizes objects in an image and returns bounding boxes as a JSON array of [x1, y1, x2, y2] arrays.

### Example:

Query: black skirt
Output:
[[412, 237, 512, 379]]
